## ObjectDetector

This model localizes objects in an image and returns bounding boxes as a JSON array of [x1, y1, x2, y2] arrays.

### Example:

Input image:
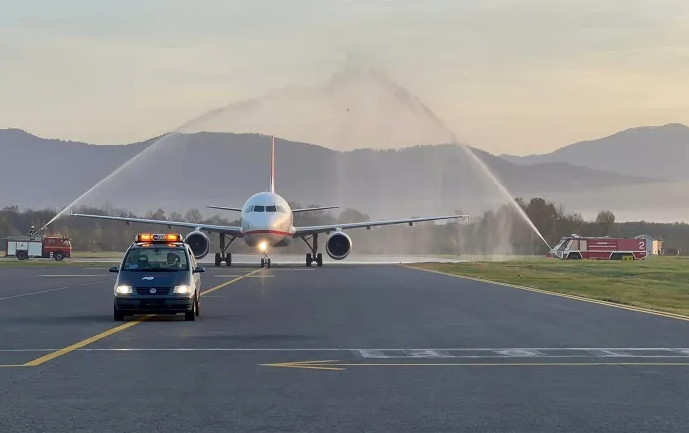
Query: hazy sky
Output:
[[2, 0, 688, 155]]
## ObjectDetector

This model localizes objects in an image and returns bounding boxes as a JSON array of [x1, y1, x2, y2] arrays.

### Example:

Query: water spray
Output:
[[40, 61, 553, 256], [40, 132, 179, 231], [398, 87, 553, 251]]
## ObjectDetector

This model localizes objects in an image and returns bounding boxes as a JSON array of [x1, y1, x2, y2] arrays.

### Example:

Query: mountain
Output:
[[500, 123, 689, 180], [0, 128, 665, 220]]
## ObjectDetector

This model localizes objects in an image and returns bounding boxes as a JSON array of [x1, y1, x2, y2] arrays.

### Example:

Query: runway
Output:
[[1, 263, 689, 432], [63, 253, 469, 264]]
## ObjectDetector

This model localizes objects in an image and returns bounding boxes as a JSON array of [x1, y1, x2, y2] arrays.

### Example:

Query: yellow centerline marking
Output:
[[22, 269, 260, 367], [201, 269, 260, 296], [23, 316, 154, 366], [401, 265, 689, 323]]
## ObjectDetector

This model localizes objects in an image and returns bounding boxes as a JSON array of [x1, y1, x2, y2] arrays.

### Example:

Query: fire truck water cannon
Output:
[[548, 234, 647, 261]]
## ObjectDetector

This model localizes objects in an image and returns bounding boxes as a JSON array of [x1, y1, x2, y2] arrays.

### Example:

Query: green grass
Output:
[[408, 256, 689, 316]]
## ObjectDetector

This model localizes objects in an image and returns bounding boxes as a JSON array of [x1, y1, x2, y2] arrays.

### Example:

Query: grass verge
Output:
[[408, 256, 689, 316]]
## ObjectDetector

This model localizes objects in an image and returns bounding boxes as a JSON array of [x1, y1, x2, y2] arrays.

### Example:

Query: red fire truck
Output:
[[548, 234, 647, 260], [3, 235, 72, 261]]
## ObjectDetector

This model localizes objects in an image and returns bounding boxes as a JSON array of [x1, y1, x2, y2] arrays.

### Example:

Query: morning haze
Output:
[[2, 0, 688, 155]]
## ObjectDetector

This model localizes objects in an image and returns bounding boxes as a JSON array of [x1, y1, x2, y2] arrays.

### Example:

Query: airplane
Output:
[[71, 135, 468, 268]]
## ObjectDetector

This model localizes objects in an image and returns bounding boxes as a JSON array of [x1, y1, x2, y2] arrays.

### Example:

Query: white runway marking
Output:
[[214, 275, 275, 278], [211, 269, 313, 273], [0, 349, 56, 352], [0, 280, 105, 301], [2, 347, 689, 358]]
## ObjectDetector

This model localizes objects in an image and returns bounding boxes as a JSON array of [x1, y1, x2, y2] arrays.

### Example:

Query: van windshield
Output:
[[122, 247, 189, 271]]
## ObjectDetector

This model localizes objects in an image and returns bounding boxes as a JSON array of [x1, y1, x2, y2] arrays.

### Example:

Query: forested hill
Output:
[[0, 129, 658, 219]]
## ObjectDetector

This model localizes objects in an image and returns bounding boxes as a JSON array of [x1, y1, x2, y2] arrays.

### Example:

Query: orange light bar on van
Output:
[[135, 233, 182, 243], [137, 234, 153, 242]]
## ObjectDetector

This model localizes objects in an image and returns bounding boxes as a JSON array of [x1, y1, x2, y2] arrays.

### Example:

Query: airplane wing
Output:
[[293, 214, 468, 237], [206, 205, 243, 212], [292, 206, 339, 213], [70, 212, 243, 236]]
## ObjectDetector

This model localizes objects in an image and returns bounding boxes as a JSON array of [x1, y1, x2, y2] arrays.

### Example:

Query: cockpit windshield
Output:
[[246, 204, 285, 213]]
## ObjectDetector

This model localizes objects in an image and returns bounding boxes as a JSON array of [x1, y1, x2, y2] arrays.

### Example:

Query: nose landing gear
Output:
[[260, 252, 271, 268]]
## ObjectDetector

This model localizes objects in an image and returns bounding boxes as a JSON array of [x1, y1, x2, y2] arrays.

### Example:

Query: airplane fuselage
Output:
[[240, 191, 295, 251]]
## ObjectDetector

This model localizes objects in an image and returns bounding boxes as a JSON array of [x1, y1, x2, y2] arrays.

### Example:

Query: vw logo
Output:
[[149, 288, 157, 294]]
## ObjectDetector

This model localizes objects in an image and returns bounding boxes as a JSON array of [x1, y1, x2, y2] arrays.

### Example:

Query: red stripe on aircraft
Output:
[[244, 229, 292, 236]]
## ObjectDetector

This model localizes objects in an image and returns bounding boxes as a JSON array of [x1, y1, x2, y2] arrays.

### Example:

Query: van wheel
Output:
[[195, 296, 200, 317], [114, 307, 125, 321]]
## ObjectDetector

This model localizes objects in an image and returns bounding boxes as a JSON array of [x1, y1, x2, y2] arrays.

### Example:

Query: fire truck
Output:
[[3, 235, 73, 261], [548, 234, 647, 260]]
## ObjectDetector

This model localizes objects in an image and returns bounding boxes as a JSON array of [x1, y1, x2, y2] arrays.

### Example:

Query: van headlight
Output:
[[173, 285, 192, 295], [115, 285, 132, 295]]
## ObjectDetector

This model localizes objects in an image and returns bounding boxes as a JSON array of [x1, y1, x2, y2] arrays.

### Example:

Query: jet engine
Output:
[[326, 231, 352, 260], [185, 230, 210, 259]]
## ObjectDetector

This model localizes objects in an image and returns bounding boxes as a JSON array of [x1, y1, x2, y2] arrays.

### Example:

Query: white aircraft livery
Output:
[[71, 135, 468, 268]]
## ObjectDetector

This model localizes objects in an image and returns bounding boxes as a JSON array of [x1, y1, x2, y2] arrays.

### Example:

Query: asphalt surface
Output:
[[1, 262, 689, 432], [58, 252, 467, 265]]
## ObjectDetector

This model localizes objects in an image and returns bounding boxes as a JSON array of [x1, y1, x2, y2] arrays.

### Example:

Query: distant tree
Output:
[[570, 213, 585, 224], [102, 201, 114, 216], [146, 208, 166, 220], [1, 199, 689, 255], [596, 210, 616, 235], [513, 197, 527, 211], [337, 208, 369, 224], [184, 208, 203, 223]]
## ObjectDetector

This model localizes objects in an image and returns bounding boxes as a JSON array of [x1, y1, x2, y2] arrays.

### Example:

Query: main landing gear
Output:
[[214, 234, 236, 267], [302, 234, 323, 267]]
